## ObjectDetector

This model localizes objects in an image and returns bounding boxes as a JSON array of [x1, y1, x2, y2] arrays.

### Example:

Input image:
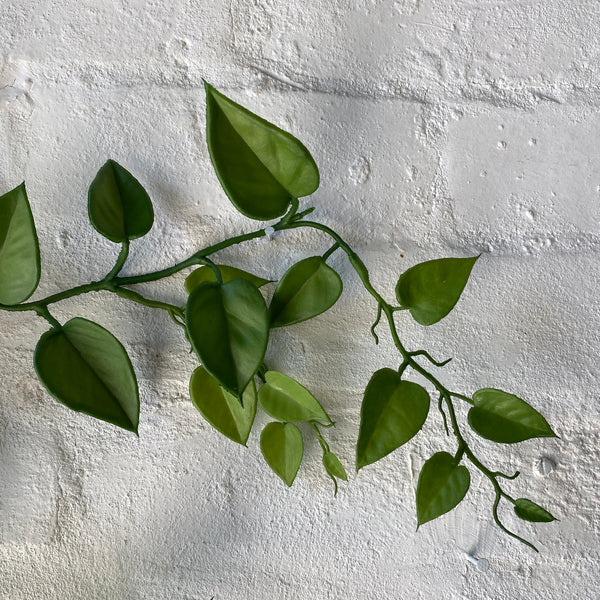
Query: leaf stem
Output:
[[112, 288, 185, 317], [103, 240, 130, 281], [322, 242, 340, 261]]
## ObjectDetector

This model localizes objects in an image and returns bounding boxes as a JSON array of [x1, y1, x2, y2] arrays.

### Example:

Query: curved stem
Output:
[[103, 240, 130, 281], [112, 287, 185, 317]]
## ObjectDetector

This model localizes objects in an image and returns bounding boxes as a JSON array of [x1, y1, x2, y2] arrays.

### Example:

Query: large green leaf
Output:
[[356, 369, 430, 471], [258, 370, 331, 423], [260, 422, 304, 487], [33, 318, 139, 433], [468, 388, 556, 444], [185, 264, 271, 294], [395, 256, 479, 326], [270, 256, 343, 327], [0, 183, 40, 304], [205, 82, 320, 220], [190, 365, 257, 445], [185, 278, 269, 398], [514, 498, 556, 523], [416, 452, 470, 527], [88, 160, 154, 242]]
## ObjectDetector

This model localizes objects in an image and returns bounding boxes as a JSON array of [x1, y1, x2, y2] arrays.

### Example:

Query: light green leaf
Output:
[[416, 452, 470, 527], [514, 498, 556, 523], [270, 256, 343, 327], [33, 318, 139, 433], [258, 371, 331, 423], [185, 264, 271, 294], [356, 368, 430, 470], [190, 366, 257, 445], [0, 183, 40, 304], [468, 388, 556, 444], [323, 451, 347, 481], [88, 160, 154, 242], [260, 422, 304, 487], [185, 279, 269, 398], [205, 82, 319, 220], [395, 256, 479, 326]]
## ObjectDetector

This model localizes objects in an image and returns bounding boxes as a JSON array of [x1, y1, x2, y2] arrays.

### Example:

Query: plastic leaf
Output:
[[468, 388, 556, 444], [205, 82, 319, 220], [185, 264, 271, 294], [323, 451, 347, 481], [0, 183, 40, 304], [88, 160, 154, 242], [514, 498, 556, 523], [33, 318, 139, 433], [395, 256, 479, 326], [260, 422, 304, 487], [356, 368, 430, 470], [270, 256, 343, 327]]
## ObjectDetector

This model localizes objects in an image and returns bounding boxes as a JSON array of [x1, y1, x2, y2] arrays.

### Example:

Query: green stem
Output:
[[322, 242, 340, 261], [112, 288, 185, 318], [103, 240, 130, 281]]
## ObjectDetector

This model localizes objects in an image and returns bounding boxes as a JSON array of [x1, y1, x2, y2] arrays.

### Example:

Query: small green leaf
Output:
[[258, 371, 331, 423], [468, 388, 556, 444], [514, 498, 556, 523], [395, 256, 479, 326], [88, 160, 154, 242], [33, 318, 139, 433], [205, 82, 319, 220], [323, 451, 347, 481], [185, 264, 271, 294], [356, 369, 430, 470], [0, 183, 40, 304], [190, 366, 257, 445], [416, 452, 470, 527], [260, 422, 304, 487], [270, 256, 343, 327], [185, 278, 269, 398]]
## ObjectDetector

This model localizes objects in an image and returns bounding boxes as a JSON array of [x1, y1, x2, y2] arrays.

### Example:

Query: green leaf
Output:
[[468, 388, 556, 444], [395, 256, 479, 326], [258, 371, 331, 423], [323, 451, 347, 481], [514, 498, 556, 523], [190, 366, 257, 445], [185, 278, 269, 398], [356, 369, 430, 470], [205, 82, 319, 220], [33, 318, 139, 433], [260, 422, 304, 487], [88, 160, 154, 242], [416, 452, 470, 527], [185, 264, 271, 294], [270, 256, 343, 327], [0, 183, 40, 304]]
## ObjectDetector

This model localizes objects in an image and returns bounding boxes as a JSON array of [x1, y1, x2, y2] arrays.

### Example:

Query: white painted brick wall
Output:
[[1, 1, 598, 598]]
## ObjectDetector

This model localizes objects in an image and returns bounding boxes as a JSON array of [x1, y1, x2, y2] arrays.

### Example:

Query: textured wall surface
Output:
[[1, 1, 599, 598]]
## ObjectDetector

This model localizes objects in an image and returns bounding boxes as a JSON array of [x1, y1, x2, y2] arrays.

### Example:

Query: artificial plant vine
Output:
[[0, 82, 557, 551]]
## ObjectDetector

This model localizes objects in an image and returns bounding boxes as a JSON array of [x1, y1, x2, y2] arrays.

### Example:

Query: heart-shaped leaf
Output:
[[258, 371, 331, 423], [185, 264, 271, 294], [514, 498, 556, 523], [205, 82, 320, 220], [185, 278, 269, 398], [190, 366, 257, 445], [260, 422, 304, 487], [88, 160, 154, 242], [468, 388, 556, 444], [396, 256, 479, 326], [356, 369, 430, 470], [0, 183, 40, 304], [270, 256, 343, 327], [416, 452, 470, 527], [33, 318, 139, 433]]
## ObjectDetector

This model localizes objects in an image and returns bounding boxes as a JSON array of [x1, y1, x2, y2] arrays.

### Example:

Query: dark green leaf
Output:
[[185, 278, 269, 397], [514, 498, 556, 523], [185, 264, 271, 294], [88, 160, 154, 242], [468, 388, 556, 444], [260, 422, 304, 487], [323, 451, 347, 481], [258, 370, 331, 423], [356, 369, 430, 470], [270, 256, 343, 327], [33, 318, 139, 433], [205, 82, 319, 220], [0, 183, 40, 304], [395, 256, 479, 326], [416, 452, 470, 527], [190, 365, 257, 445]]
